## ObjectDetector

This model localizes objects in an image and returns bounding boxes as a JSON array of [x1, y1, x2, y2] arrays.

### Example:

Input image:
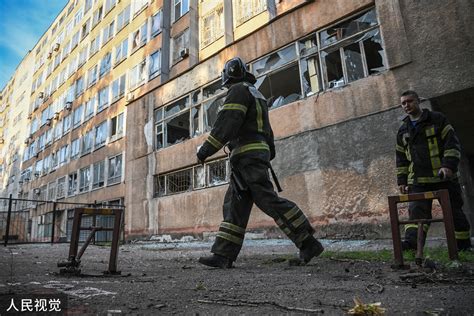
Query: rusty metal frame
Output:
[[60, 207, 123, 275], [388, 189, 458, 268]]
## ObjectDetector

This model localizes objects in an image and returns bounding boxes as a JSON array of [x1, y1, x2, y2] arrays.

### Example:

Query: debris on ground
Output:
[[348, 297, 385, 315]]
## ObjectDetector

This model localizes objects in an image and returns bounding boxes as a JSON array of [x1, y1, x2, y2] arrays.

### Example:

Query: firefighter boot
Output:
[[457, 238, 472, 252], [299, 235, 324, 263], [198, 254, 233, 268]]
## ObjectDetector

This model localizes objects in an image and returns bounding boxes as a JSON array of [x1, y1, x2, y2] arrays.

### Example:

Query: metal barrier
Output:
[[1, 195, 125, 246]]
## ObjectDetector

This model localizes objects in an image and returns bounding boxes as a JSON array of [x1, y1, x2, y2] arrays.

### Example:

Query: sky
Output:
[[0, 0, 69, 90]]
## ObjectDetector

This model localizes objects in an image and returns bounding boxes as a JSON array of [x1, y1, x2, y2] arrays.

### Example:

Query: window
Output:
[[200, 3, 224, 47], [108, 154, 122, 185], [129, 60, 146, 89], [104, 0, 117, 14], [75, 77, 84, 97], [71, 31, 80, 51], [149, 50, 161, 78], [43, 155, 51, 174], [233, 0, 266, 26], [51, 152, 58, 170], [71, 138, 80, 159], [45, 129, 52, 147], [57, 177, 66, 199], [102, 20, 115, 45], [90, 35, 101, 56], [131, 23, 147, 50], [87, 65, 98, 86], [112, 74, 126, 101], [54, 54, 61, 69], [95, 121, 107, 148], [62, 41, 70, 61], [73, 104, 84, 128], [173, 0, 189, 22], [116, 5, 131, 31], [79, 166, 91, 193], [54, 120, 63, 140], [81, 19, 91, 40], [81, 129, 93, 154], [74, 8, 83, 26], [114, 38, 128, 65], [319, 8, 386, 88], [63, 114, 72, 134], [110, 112, 124, 140], [92, 160, 105, 189], [151, 10, 162, 36], [84, 0, 92, 12], [154, 158, 229, 197], [98, 86, 110, 111], [171, 29, 189, 62], [84, 97, 95, 121], [78, 47, 88, 67], [153, 80, 226, 150], [68, 172, 78, 196], [99, 52, 112, 77], [48, 181, 56, 200], [59, 144, 69, 166], [132, 0, 148, 16], [92, 6, 103, 28]]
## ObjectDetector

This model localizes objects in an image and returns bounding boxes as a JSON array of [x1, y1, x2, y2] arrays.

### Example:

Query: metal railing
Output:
[[1, 194, 125, 246]]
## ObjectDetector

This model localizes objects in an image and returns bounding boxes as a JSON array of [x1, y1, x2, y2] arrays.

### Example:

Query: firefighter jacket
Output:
[[396, 109, 461, 186], [197, 81, 275, 161]]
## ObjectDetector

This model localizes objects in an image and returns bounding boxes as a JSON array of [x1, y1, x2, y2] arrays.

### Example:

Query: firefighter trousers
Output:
[[404, 180, 471, 250], [211, 152, 315, 261]]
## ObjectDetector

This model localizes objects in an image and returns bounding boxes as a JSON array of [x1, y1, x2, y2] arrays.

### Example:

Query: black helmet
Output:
[[221, 57, 248, 86]]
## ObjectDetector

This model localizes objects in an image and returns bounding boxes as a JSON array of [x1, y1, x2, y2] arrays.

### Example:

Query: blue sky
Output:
[[0, 0, 68, 90]]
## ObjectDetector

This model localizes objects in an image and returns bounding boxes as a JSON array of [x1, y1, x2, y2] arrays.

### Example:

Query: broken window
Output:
[[95, 121, 107, 148], [166, 111, 190, 146], [68, 172, 78, 196], [202, 80, 226, 131], [82, 130, 93, 154], [322, 49, 344, 89], [193, 165, 205, 189], [108, 154, 122, 185], [154, 175, 166, 197], [79, 166, 91, 193], [93, 160, 105, 189], [207, 159, 229, 186]]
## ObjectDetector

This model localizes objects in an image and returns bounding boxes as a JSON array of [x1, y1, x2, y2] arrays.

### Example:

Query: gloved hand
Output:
[[196, 145, 207, 165]]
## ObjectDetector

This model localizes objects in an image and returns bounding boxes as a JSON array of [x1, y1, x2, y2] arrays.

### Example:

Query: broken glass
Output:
[[320, 8, 377, 47], [204, 94, 225, 131], [363, 29, 386, 74], [203, 80, 226, 99], [166, 111, 190, 145], [192, 106, 201, 136], [322, 49, 344, 89], [255, 63, 301, 108], [344, 42, 365, 82], [300, 56, 321, 96], [165, 96, 189, 118], [208, 159, 228, 186], [193, 165, 205, 189], [252, 44, 297, 76], [298, 35, 318, 57]]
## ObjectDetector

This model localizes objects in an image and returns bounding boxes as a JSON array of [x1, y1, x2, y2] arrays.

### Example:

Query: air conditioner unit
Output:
[[39, 92, 44, 99], [54, 112, 60, 120], [125, 93, 134, 103], [46, 118, 52, 126], [34, 172, 40, 178], [65, 101, 73, 110], [179, 48, 189, 58], [54, 43, 60, 51]]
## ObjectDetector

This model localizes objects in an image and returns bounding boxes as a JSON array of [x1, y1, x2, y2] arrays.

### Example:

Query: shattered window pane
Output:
[[255, 63, 301, 109], [193, 165, 205, 189], [322, 49, 344, 89], [344, 42, 365, 82], [203, 81, 226, 99], [320, 8, 377, 47], [155, 123, 163, 149], [192, 106, 201, 136], [252, 44, 297, 76], [165, 96, 189, 118], [204, 94, 225, 131], [298, 36, 317, 56], [167, 169, 192, 194], [363, 29, 386, 74], [154, 175, 166, 197], [166, 111, 190, 146], [208, 159, 228, 186], [301, 56, 321, 95]]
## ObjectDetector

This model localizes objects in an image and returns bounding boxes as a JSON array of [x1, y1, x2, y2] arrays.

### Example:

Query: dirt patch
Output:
[[1, 241, 473, 315]]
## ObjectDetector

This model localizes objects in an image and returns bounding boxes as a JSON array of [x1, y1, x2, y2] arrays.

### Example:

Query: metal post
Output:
[[51, 202, 57, 244], [4, 194, 13, 247]]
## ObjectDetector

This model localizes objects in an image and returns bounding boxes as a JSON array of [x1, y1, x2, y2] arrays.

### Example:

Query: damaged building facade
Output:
[[1, 0, 473, 242]]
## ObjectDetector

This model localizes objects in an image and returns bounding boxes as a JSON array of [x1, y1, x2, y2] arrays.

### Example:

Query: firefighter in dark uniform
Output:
[[396, 90, 471, 251], [197, 57, 324, 268]]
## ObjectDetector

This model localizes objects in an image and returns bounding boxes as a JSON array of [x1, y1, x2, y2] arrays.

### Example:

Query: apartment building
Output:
[[1, 0, 473, 242]]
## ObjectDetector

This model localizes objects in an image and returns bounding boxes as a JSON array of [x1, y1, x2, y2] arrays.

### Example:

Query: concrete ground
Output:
[[1, 238, 473, 315]]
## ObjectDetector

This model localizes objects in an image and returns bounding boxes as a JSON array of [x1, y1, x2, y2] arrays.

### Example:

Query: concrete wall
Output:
[[124, 0, 474, 239]]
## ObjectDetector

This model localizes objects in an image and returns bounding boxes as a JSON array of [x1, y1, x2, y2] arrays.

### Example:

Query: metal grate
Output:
[[167, 168, 192, 194]]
